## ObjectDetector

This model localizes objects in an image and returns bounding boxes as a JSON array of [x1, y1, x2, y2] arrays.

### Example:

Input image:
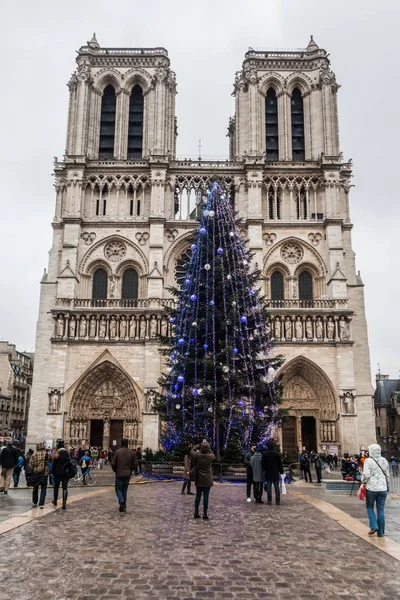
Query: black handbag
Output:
[[30, 472, 43, 486], [64, 460, 77, 480]]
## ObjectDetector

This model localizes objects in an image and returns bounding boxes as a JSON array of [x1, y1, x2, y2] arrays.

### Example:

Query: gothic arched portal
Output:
[[278, 356, 338, 455], [67, 360, 140, 449]]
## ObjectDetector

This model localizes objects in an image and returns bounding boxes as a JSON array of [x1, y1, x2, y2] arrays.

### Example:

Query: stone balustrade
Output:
[[55, 298, 174, 310], [266, 299, 349, 311]]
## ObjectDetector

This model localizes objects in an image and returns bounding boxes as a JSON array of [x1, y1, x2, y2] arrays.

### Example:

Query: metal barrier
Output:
[[143, 461, 247, 481]]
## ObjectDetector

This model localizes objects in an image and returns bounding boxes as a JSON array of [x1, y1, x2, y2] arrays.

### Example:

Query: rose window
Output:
[[281, 243, 303, 264], [104, 241, 127, 262]]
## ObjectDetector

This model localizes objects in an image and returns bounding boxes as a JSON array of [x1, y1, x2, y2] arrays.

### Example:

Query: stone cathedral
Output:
[[27, 34, 375, 454]]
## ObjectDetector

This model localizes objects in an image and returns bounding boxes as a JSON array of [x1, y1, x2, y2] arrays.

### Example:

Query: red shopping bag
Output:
[[357, 484, 366, 501]]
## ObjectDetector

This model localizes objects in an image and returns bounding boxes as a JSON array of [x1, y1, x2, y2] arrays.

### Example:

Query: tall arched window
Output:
[[127, 86, 144, 159], [122, 269, 138, 299], [265, 88, 278, 161], [291, 88, 305, 161], [92, 268, 108, 300], [99, 85, 116, 159], [296, 186, 307, 220], [298, 271, 313, 300], [271, 271, 284, 300]]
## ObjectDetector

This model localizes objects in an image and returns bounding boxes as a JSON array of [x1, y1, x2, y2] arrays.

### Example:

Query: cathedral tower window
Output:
[[127, 86, 144, 160], [268, 189, 281, 220], [298, 270, 313, 301], [99, 85, 116, 160], [271, 271, 284, 300], [92, 268, 108, 300], [291, 88, 305, 161], [122, 269, 138, 300], [296, 186, 307, 219], [265, 89, 278, 161]]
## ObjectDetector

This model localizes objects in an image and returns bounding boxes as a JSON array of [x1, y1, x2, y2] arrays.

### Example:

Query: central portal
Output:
[[301, 416, 317, 452], [90, 419, 104, 447]]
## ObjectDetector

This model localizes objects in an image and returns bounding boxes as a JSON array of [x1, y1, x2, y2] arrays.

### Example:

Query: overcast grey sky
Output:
[[0, 0, 399, 381]]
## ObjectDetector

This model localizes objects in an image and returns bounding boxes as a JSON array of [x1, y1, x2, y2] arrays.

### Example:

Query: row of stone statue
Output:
[[55, 314, 169, 340], [269, 315, 350, 342], [320, 421, 336, 442]]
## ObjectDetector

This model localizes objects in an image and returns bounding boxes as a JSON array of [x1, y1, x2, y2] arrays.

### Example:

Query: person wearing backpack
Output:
[[30, 442, 49, 508], [51, 440, 71, 509], [13, 451, 24, 488], [362, 443, 390, 538]]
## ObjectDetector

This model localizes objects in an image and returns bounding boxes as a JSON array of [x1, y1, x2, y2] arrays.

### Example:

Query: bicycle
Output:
[[69, 467, 97, 487]]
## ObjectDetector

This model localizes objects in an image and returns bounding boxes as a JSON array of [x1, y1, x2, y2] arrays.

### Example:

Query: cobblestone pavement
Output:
[[1, 483, 400, 600]]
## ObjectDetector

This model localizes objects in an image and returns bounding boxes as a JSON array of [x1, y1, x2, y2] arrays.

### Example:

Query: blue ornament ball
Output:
[[191, 244, 197, 251], [190, 338, 195, 344], [233, 348, 238, 354], [240, 316, 247, 323], [192, 388, 199, 396], [171, 354, 176, 360], [178, 338, 185, 345], [210, 300, 215, 307], [169, 317, 175, 323], [177, 375, 184, 383], [185, 278, 191, 285], [203, 343, 208, 350], [199, 227, 206, 234], [248, 289, 255, 296], [190, 294, 197, 302], [217, 247, 223, 255]]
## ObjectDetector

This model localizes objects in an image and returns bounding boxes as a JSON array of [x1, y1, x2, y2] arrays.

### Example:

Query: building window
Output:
[[271, 271, 284, 300], [175, 248, 192, 287], [99, 85, 116, 160], [265, 88, 278, 161], [296, 186, 307, 219], [122, 269, 138, 300], [127, 86, 144, 160], [92, 268, 108, 299], [291, 88, 305, 161], [268, 189, 281, 220], [298, 271, 313, 300], [376, 427, 381, 437]]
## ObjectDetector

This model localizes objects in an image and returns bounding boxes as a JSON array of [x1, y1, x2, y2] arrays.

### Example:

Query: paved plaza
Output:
[[0, 483, 399, 600]]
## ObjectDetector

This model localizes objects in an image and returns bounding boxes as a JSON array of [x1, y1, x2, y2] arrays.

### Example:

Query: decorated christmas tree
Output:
[[155, 182, 283, 456]]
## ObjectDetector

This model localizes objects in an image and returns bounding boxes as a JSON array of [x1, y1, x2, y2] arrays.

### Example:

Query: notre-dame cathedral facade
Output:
[[27, 34, 375, 454]]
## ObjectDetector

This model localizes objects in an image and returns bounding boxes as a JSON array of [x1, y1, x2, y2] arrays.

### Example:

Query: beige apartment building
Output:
[[0, 342, 33, 440], [27, 34, 375, 454]]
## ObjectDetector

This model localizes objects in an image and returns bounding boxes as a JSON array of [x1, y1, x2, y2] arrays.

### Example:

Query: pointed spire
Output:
[[307, 35, 319, 52], [87, 33, 100, 50]]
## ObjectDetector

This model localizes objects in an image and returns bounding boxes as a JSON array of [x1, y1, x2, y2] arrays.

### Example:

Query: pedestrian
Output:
[[30, 442, 49, 508], [136, 447, 143, 473], [80, 451, 91, 484], [24, 448, 34, 486], [244, 443, 256, 503], [362, 443, 390, 537], [250, 446, 265, 504], [181, 449, 194, 495], [314, 453, 323, 483], [390, 457, 398, 477], [303, 452, 313, 483], [333, 454, 338, 469], [111, 439, 138, 513], [52, 440, 71, 509], [191, 441, 215, 520], [262, 440, 283, 505], [13, 451, 24, 488], [0, 440, 18, 494]]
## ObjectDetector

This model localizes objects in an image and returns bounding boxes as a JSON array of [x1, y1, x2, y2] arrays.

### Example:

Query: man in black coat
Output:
[[261, 440, 284, 505], [244, 443, 256, 502], [0, 441, 18, 494]]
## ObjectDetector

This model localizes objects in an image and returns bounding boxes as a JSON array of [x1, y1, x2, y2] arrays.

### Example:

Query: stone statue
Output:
[[140, 318, 147, 339], [57, 316, 64, 337], [69, 317, 76, 338], [339, 318, 348, 341], [327, 318, 335, 340], [129, 317, 136, 339], [316, 318, 323, 340], [120, 317, 127, 339], [99, 318, 106, 339], [89, 317, 97, 338], [110, 274, 116, 298], [161, 319, 168, 337], [70, 421, 76, 438], [284, 318, 292, 340], [295, 318, 303, 340], [150, 317, 158, 338], [104, 417, 110, 438], [274, 319, 281, 339], [109, 317, 117, 339], [343, 392, 355, 414], [305, 318, 313, 340], [79, 317, 87, 338], [49, 389, 60, 413]]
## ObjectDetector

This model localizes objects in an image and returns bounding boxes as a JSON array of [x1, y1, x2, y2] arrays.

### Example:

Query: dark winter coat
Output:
[[261, 449, 283, 482], [250, 452, 265, 482], [191, 448, 215, 487], [111, 447, 138, 478], [183, 454, 192, 480], [0, 445, 18, 469], [52, 448, 71, 480], [244, 450, 254, 473]]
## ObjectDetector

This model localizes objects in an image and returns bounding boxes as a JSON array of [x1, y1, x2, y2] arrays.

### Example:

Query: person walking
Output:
[[191, 441, 215, 520], [303, 452, 313, 483], [181, 449, 194, 495], [52, 440, 71, 509], [244, 443, 256, 503], [111, 439, 138, 512], [30, 442, 49, 508], [250, 446, 265, 504], [80, 451, 91, 484], [262, 440, 283, 505], [24, 448, 34, 486], [314, 454, 323, 484], [0, 440, 18, 494], [362, 443, 390, 538], [136, 447, 143, 474], [13, 451, 24, 488]]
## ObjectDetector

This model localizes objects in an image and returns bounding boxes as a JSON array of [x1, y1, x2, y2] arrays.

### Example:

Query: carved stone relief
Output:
[[104, 241, 127, 262], [281, 243, 303, 264]]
